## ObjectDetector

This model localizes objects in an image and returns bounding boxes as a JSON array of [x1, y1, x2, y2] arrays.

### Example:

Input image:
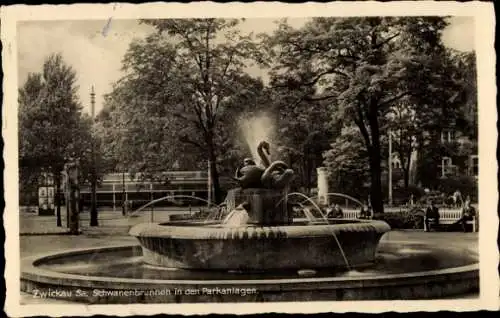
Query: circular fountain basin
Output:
[[20, 239, 478, 303], [128, 219, 391, 270]]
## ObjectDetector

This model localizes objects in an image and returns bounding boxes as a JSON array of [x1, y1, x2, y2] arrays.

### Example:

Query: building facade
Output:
[[79, 171, 234, 208]]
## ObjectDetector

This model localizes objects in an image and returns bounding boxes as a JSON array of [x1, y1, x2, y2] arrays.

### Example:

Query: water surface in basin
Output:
[[38, 241, 477, 281]]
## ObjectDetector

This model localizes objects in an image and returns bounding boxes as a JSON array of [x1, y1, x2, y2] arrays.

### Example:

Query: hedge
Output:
[[373, 210, 424, 229]]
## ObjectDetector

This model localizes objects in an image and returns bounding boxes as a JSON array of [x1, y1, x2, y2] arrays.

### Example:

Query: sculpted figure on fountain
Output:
[[233, 141, 295, 190]]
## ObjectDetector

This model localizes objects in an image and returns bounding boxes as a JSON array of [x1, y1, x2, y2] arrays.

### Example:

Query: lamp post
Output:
[[388, 128, 393, 206], [89, 85, 98, 226], [207, 160, 212, 208], [122, 170, 126, 215]]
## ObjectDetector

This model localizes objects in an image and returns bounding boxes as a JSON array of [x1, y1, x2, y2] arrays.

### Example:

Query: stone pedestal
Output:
[[225, 188, 292, 226], [317, 167, 329, 206]]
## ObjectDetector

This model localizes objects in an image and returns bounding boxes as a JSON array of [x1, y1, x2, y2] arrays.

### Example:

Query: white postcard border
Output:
[[2, 1, 498, 316]]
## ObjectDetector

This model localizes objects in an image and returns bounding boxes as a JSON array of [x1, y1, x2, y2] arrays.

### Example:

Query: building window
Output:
[[391, 154, 401, 169], [441, 157, 454, 177], [392, 159, 401, 169], [469, 155, 478, 178], [441, 129, 455, 143]]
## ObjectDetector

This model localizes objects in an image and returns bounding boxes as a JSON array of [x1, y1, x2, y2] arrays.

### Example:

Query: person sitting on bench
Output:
[[327, 203, 343, 218], [455, 200, 476, 232], [359, 203, 371, 219], [425, 200, 440, 232]]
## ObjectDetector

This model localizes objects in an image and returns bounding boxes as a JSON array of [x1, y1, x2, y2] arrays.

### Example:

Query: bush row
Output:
[[373, 210, 424, 229]]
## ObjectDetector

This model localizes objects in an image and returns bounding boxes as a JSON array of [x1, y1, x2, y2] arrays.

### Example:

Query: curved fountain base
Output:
[[20, 240, 478, 303], [129, 220, 391, 270]]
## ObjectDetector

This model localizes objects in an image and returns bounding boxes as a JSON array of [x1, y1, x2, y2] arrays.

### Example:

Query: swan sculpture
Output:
[[234, 141, 295, 190]]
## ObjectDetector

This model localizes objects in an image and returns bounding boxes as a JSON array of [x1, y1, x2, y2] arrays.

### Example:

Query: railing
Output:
[[342, 210, 365, 219]]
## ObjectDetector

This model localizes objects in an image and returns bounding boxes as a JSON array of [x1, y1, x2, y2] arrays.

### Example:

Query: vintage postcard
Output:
[[2, 1, 498, 316]]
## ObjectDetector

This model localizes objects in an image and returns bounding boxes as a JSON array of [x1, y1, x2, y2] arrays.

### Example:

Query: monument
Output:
[[316, 167, 329, 206]]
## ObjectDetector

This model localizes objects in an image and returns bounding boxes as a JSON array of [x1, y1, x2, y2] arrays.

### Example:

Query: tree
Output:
[[449, 51, 477, 140], [101, 19, 265, 203], [19, 53, 91, 226], [384, 101, 420, 188], [18, 73, 45, 207], [262, 17, 461, 213], [323, 125, 370, 199], [405, 49, 477, 188], [268, 81, 338, 192]]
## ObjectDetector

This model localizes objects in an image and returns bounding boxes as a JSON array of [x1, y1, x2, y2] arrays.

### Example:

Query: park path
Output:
[[19, 206, 196, 235]]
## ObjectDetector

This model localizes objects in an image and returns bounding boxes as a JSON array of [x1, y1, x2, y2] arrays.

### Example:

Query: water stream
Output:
[[284, 192, 352, 270], [129, 195, 219, 222]]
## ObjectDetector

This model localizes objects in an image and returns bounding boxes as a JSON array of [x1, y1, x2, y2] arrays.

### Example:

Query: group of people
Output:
[[325, 193, 476, 232], [326, 203, 344, 218], [408, 189, 470, 208], [325, 202, 372, 219], [425, 198, 476, 232]]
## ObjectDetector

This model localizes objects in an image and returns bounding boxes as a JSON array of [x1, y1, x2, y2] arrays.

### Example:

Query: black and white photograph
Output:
[[2, 2, 498, 316]]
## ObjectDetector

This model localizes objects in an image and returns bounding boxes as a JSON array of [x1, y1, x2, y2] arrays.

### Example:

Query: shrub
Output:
[[373, 210, 423, 229], [436, 176, 478, 202], [391, 185, 426, 205]]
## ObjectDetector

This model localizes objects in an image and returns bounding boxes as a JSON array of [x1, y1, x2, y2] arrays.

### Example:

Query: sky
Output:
[[17, 17, 475, 116]]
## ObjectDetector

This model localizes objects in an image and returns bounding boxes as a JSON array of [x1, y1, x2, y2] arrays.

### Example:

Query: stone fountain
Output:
[[20, 141, 478, 303], [129, 141, 391, 270]]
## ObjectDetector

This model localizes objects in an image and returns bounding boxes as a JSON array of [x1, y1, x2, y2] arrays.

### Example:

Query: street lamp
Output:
[[122, 170, 126, 216], [207, 159, 212, 208], [388, 128, 393, 206], [89, 85, 98, 226]]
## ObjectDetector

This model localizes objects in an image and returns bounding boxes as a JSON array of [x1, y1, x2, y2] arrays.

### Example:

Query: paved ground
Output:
[[20, 206, 196, 235]]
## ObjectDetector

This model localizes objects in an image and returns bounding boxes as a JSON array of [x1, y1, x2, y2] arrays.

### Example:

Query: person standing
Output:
[[425, 200, 440, 232], [408, 194, 415, 206], [453, 189, 462, 208]]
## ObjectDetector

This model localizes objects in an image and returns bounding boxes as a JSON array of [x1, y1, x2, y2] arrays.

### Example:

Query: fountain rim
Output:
[[21, 243, 479, 288], [128, 219, 392, 239]]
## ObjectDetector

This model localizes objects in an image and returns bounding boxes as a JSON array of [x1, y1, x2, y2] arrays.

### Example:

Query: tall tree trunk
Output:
[[368, 109, 384, 214], [301, 155, 308, 192], [69, 182, 80, 235], [368, 151, 384, 214], [90, 137, 98, 226], [397, 150, 410, 189], [403, 167, 410, 188], [90, 174, 98, 226], [403, 149, 412, 188], [209, 151, 222, 204], [305, 156, 312, 192], [206, 132, 222, 204]]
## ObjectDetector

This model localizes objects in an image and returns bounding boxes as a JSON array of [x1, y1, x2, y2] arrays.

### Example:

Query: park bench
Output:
[[423, 208, 477, 232]]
